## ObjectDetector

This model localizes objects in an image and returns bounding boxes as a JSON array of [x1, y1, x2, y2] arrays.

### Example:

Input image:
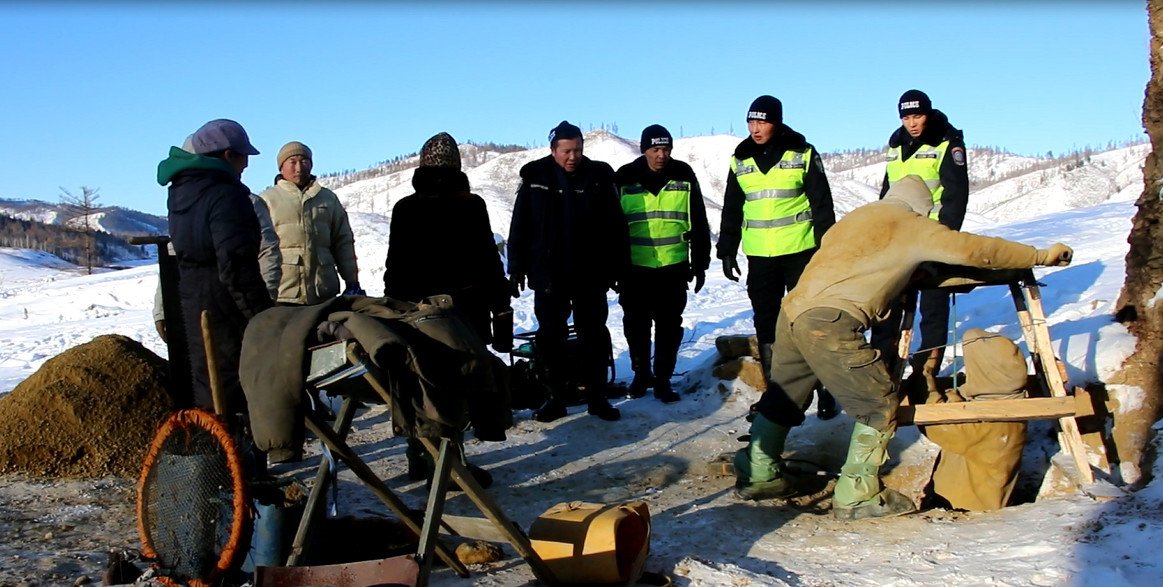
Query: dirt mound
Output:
[[0, 334, 173, 478]]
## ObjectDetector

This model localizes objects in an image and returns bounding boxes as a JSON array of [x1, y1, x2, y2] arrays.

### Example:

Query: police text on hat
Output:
[[639, 124, 673, 153], [746, 95, 782, 125], [548, 120, 583, 146], [898, 89, 932, 118]]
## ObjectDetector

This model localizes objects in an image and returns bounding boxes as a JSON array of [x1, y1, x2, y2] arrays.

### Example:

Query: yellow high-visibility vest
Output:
[[886, 140, 950, 220], [732, 149, 815, 257], [620, 180, 692, 268]]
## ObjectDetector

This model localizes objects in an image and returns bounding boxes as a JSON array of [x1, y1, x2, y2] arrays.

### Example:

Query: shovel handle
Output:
[[200, 311, 226, 416]]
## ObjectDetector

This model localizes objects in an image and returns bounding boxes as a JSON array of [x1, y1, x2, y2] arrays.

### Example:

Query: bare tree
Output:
[[59, 186, 102, 274]]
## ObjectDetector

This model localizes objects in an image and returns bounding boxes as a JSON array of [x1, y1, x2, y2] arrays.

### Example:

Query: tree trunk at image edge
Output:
[[1111, 0, 1163, 484]]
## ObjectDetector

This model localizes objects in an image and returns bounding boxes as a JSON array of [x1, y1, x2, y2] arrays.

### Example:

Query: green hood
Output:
[[156, 146, 236, 186]]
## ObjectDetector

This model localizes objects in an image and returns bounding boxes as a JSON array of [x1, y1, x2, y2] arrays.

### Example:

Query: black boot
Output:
[[627, 372, 653, 399], [653, 377, 680, 403], [626, 348, 653, 399], [586, 386, 621, 421], [533, 397, 568, 423], [816, 385, 839, 420], [758, 343, 775, 391]]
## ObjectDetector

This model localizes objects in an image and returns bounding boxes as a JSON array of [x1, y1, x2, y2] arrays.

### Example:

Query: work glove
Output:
[[689, 268, 706, 294], [510, 273, 526, 297], [722, 256, 741, 282], [342, 283, 366, 296], [1035, 243, 1073, 267], [154, 320, 167, 342]]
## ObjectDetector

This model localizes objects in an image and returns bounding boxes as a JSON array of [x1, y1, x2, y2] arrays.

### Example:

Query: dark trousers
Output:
[[180, 298, 246, 413], [533, 287, 612, 391], [871, 288, 952, 374], [619, 265, 689, 379], [756, 309, 897, 433], [746, 250, 815, 345]]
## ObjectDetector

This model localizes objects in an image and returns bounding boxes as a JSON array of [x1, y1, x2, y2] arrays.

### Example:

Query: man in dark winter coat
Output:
[[717, 95, 838, 419], [158, 119, 273, 411], [614, 124, 710, 403], [385, 132, 510, 345], [508, 120, 629, 422], [874, 89, 970, 403]]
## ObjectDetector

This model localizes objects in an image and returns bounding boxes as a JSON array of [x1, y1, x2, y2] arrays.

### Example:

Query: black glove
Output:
[[722, 257, 741, 282], [689, 269, 706, 294], [510, 273, 526, 298]]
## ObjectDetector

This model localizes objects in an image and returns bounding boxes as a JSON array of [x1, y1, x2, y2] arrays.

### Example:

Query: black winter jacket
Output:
[[507, 155, 629, 292], [162, 150, 273, 326], [614, 156, 712, 274], [878, 109, 969, 231], [716, 124, 836, 260], [384, 166, 509, 341]]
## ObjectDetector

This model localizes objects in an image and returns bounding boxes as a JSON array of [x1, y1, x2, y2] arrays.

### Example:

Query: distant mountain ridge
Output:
[[0, 199, 167, 238]]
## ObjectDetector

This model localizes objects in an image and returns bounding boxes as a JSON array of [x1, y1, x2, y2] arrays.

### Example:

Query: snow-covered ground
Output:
[[1, 181, 1161, 585]]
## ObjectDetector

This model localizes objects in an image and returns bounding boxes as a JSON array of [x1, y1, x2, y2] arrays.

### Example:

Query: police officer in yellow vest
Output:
[[614, 125, 711, 403], [718, 95, 838, 419], [875, 89, 969, 402]]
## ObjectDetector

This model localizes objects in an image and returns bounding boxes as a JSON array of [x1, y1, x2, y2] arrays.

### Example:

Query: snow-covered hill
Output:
[[329, 133, 1149, 251], [0, 199, 167, 237]]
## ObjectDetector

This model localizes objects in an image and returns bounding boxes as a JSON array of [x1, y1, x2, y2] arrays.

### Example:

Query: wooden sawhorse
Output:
[[888, 267, 1109, 488], [286, 340, 558, 586]]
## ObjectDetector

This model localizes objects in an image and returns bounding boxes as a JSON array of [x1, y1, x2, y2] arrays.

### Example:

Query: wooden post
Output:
[[200, 310, 226, 416]]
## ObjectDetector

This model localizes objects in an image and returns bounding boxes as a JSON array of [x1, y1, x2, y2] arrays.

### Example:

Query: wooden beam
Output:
[[898, 392, 1095, 426]]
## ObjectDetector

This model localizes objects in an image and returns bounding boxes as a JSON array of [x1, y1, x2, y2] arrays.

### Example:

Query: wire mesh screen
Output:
[[138, 409, 248, 586]]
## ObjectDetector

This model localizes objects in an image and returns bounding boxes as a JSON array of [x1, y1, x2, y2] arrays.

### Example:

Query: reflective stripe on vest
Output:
[[886, 141, 950, 220], [731, 148, 816, 257], [620, 179, 692, 268]]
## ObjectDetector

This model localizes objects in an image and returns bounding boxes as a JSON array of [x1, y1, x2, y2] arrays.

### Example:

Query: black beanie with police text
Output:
[[639, 124, 673, 153]]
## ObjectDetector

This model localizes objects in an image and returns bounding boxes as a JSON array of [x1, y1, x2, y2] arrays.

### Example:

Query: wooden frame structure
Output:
[[889, 267, 1109, 487], [281, 340, 558, 586]]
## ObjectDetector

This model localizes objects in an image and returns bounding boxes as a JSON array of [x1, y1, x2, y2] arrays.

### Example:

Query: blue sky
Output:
[[0, 1, 1149, 215]]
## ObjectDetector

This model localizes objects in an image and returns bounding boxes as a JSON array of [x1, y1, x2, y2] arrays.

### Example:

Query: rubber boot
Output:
[[733, 414, 797, 500], [586, 386, 621, 421], [832, 422, 917, 520], [816, 384, 839, 420]]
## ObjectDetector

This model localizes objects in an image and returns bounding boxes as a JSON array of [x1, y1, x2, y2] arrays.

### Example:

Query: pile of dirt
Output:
[[0, 334, 173, 478]]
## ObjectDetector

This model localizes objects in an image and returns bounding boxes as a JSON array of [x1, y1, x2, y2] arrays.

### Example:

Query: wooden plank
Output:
[[438, 514, 512, 543], [1019, 273, 1095, 485], [898, 394, 1095, 425]]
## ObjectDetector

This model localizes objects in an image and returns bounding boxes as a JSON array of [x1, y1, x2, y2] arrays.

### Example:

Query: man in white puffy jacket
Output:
[[259, 141, 361, 305]]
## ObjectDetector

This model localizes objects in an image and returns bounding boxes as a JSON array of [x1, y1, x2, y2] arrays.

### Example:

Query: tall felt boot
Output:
[[420, 440, 494, 492], [733, 414, 796, 500], [832, 422, 916, 520], [906, 348, 944, 405]]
